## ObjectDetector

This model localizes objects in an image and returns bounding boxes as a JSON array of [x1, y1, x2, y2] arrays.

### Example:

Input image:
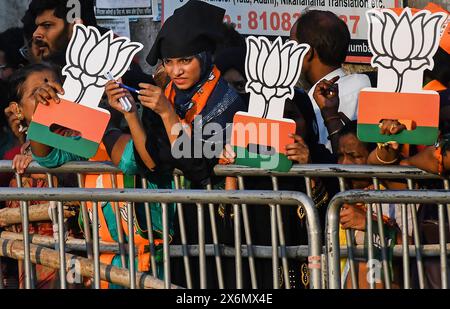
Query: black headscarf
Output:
[[146, 0, 225, 66]]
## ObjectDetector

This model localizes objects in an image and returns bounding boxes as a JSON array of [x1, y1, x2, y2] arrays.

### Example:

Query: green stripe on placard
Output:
[[232, 146, 293, 172], [357, 123, 439, 145], [28, 121, 100, 159]]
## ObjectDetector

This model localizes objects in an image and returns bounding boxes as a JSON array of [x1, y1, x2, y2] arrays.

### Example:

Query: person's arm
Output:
[[30, 80, 65, 158], [105, 80, 156, 170], [313, 77, 343, 154], [137, 82, 187, 145]]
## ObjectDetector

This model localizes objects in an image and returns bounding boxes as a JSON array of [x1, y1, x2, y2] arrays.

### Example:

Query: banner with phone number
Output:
[[162, 0, 401, 63]]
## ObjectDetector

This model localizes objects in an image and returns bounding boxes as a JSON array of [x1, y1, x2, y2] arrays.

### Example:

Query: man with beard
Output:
[[21, 0, 101, 66]]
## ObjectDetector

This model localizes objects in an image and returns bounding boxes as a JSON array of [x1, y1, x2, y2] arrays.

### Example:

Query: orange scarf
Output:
[[164, 65, 221, 127]]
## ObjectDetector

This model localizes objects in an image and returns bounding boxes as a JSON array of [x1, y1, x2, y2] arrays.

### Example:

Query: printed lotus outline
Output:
[[245, 36, 309, 118], [367, 8, 446, 92], [62, 24, 143, 103]]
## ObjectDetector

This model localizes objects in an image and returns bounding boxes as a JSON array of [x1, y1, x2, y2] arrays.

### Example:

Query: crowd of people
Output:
[[0, 0, 449, 289]]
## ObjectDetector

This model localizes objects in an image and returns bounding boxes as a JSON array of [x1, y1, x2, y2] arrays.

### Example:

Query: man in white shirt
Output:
[[290, 10, 371, 152]]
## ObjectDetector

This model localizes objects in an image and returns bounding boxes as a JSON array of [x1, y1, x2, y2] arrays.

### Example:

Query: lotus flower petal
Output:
[[282, 46, 305, 87], [262, 86, 276, 101], [84, 34, 110, 76], [257, 39, 270, 83], [410, 13, 425, 57], [263, 39, 281, 87], [392, 59, 411, 74], [276, 87, 290, 98], [367, 12, 385, 56], [246, 37, 260, 82], [79, 29, 99, 69], [64, 66, 82, 80], [80, 73, 98, 87], [372, 55, 392, 68], [419, 15, 444, 58], [68, 25, 87, 66], [410, 58, 430, 70], [277, 42, 292, 86], [108, 44, 142, 79], [391, 13, 413, 60], [100, 39, 126, 77], [247, 81, 262, 94], [96, 76, 109, 87], [382, 12, 397, 58]]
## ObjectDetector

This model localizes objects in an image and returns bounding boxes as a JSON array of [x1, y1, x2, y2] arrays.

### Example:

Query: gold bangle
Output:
[[375, 147, 399, 164]]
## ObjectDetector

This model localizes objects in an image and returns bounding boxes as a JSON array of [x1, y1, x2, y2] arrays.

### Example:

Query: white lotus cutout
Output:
[[367, 8, 446, 92], [61, 24, 143, 107], [245, 36, 309, 119]]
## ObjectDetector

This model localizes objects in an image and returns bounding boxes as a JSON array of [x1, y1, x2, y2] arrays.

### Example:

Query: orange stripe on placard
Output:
[[231, 112, 296, 154], [31, 99, 110, 142], [345, 56, 372, 64], [357, 90, 440, 127]]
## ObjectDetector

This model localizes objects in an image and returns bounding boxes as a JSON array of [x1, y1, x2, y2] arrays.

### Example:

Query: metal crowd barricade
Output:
[[327, 190, 450, 290], [0, 160, 321, 289], [2, 161, 450, 289], [214, 164, 450, 290]]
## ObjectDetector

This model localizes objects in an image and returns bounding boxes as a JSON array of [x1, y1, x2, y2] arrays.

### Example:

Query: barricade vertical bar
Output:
[[76, 173, 93, 259], [372, 178, 391, 289], [401, 203, 410, 288], [46, 174, 63, 288], [57, 201, 67, 289], [438, 203, 448, 289], [236, 176, 258, 289], [141, 177, 157, 277], [366, 202, 375, 289], [127, 202, 136, 289], [271, 176, 290, 289], [173, 175, 192, 289], [92, 202, 100, 289], [233, 203, 243, 289], [162, 203, 171, 289], [206, 182, 224, 289], [110, 175, 128, 268], [270, 204, 279, 289], [444, 180, 450, 240], [197, 203, 207, 289], [15, 174, 32, 289], [407, 179, 425, 289], [338, 177, 358, 289]]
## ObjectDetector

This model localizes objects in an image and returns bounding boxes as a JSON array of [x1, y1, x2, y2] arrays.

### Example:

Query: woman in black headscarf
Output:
[[106, 0, 246, 186], [104, 0, 247, 288]]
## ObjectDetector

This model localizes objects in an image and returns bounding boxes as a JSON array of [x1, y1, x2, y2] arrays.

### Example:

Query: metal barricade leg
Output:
[[162, 203, 171, 289], [173, 175, 193, 289], [127, 202, 136, 289], [337, 177, 358, 289], [233, 203, 243, 289], [401, 203, 410, 288], [237, 176, 258, 289], [206, 182, 224, 289], [197, 203, 206, 289], [269, 204, 279, 289], [110, 175, 128, 269], [272, 176, 290, 289], [438, 203, 448, 289], [366, 203, 375, 289], [57, 201, 67, 289], [76, 174, 93, 259], [141, 177, 158, 277], [15, 174, 33, 289], [92, 202, 100, 289]]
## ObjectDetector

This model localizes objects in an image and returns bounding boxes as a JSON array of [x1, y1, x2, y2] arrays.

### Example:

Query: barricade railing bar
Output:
[[0, 187, 321, 289]]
